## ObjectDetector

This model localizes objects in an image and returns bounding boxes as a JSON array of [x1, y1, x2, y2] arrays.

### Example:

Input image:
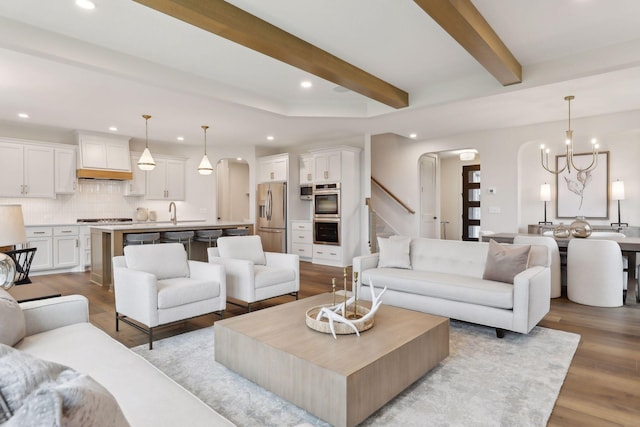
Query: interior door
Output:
[[420, 154, 438, 238], [462, 165, 481, 241]]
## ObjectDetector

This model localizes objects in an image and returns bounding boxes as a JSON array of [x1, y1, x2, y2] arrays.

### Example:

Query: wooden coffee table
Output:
[[7, 283, 61, 303], [215, 293, 449, 427]]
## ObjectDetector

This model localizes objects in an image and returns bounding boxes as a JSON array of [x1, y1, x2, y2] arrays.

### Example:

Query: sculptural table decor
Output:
[[305, 269, 386, 339]]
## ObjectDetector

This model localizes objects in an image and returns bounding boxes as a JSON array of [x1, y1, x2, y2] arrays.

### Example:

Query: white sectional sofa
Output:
[[6, 294, 233, 426], [353, 237, 551, 337]]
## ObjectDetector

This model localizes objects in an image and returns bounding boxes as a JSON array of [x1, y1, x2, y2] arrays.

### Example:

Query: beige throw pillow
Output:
[[377, 235, 412, 269], [482, 239, 531, 284], [0, 289, 25, 347]]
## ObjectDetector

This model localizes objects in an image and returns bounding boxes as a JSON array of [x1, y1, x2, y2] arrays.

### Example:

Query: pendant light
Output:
[[137, 114, 156, 171], [198, 125, 214, 175]]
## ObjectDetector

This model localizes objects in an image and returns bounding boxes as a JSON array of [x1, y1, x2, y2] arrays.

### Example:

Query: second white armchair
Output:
[[208, 235, 299, 312]]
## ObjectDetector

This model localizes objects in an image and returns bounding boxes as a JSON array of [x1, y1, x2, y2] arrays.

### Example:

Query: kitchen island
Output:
[[90, 221, 253, 289]]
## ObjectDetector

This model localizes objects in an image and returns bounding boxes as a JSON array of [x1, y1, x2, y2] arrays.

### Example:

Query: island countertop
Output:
[[90, 221, 254, 289]]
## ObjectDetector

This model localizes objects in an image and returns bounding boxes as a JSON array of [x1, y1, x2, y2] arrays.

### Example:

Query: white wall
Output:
[[372, 109, 640, 236]]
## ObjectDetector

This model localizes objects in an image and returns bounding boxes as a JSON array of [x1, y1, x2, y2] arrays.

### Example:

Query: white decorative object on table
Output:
[[306, 279, 387, 339]]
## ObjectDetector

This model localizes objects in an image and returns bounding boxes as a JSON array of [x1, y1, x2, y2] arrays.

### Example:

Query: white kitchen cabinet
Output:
[[313, 151, 341, 183], [123, 153, 146, 196], [258, 154, 288, 183], [299, 154, 314, 185], [145, 157, 185, 200], [76, 133, 131, 171], [55, 147, 77, 194], [291, 220, 312, 260], [53, 226, 79, 269], [312, 244, 342, 266], [26, 227, 53, 271], [26, 226, 80, 272], [80, 226, 91, 269], [0, 142, 55, 198]]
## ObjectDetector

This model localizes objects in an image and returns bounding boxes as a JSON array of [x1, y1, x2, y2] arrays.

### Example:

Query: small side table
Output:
[[7, 283, 61, 303]]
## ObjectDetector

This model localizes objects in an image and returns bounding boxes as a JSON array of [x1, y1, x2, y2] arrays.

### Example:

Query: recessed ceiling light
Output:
[[236, 157, 243, 161], [75, 0, 95, 10], [177, 136, 184, 141], [108, 126, 118, 132], [266, 135, 274, 141], [300, 81, 312, 89], [409, 133, 417, 139], [18, 113, 29, 119]]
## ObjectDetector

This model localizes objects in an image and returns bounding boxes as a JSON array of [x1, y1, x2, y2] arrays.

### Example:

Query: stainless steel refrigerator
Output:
[[256, 182, 287, 253]]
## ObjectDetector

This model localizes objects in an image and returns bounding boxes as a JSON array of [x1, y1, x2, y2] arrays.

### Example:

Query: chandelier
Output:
[[540, 96, 598, 175]]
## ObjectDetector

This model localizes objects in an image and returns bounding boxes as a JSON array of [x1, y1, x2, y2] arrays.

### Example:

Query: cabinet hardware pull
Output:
[[34, 231, 46, 235]]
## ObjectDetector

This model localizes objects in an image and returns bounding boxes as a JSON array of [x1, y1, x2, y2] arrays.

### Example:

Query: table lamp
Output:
[[610, 180, 628, 228], [0, 205, 27, 289], [538, 183, 552, 225]]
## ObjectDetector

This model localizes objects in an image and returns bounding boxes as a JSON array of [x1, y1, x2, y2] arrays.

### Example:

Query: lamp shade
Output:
[[198, 154, 214, 175], [0, 205, 26, 247], [540, 183, 551, 202], [137, 148, 156, 171], [611, 180, 625, 201]]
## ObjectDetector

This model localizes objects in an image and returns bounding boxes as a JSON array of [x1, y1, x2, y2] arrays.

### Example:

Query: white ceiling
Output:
[[1, 0, 640, 148]]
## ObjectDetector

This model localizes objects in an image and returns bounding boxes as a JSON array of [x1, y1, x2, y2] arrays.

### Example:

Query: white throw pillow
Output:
[[0, 343, 130, 427], [0, 289, 25, 347], [377, 235, 412, 269], [217, 235, 266, 265]]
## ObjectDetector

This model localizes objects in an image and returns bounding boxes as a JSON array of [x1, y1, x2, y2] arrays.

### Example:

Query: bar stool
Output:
[[195, 229, 223, 247], [124, 232, 160, 246], [223, 227, 249, 237], [161, 231, 195, 258]]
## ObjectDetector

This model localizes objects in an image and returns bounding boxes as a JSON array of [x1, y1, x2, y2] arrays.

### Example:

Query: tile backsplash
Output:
[[0, 180, 200, 225]]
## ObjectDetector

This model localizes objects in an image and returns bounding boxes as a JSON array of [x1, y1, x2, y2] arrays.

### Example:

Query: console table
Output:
[[483, 233, 640, 304]]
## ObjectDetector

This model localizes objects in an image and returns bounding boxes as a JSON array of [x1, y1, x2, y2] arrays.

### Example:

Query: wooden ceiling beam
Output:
[[133, 0, 409, 109], [414, 0, 522, 86]]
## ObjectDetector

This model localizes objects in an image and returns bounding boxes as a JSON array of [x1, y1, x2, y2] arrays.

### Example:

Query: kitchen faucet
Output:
[[169, 202, 177, 225]]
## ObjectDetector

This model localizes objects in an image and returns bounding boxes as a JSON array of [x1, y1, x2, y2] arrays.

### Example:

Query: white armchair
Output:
[[113, 243, 226, 349], [208, 235, 299, 312]]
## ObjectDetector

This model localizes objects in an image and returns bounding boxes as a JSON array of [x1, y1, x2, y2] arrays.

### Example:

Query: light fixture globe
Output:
[[198, 125, 214, 175], [0, 253, 16, 290], [137, 114, 156, 171]]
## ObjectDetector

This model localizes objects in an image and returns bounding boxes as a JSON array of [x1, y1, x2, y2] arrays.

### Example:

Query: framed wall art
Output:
[[555, 151, 609, 219]]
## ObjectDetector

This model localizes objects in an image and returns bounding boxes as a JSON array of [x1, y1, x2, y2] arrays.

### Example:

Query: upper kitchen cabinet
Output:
[[0, 141, 55, 198], [123, 153, 146, 197], [75, 132, 132, 180], [145, 157, 185, 200], [258, 154, 289, 183], [299, 154, 314, 185], [313, 150, 341, 183], [55, 147, 77, 194]]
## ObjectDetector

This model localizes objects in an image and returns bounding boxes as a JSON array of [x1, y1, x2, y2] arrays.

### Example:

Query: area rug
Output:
[[132, 321, 580, 427]]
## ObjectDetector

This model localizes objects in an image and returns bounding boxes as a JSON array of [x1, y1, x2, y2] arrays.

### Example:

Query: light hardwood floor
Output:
[[27, 262, 640, 426]]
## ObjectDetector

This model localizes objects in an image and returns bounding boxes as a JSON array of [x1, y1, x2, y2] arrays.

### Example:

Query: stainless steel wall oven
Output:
[[313, 183, 340, 218], [313, 219, 340, 245]]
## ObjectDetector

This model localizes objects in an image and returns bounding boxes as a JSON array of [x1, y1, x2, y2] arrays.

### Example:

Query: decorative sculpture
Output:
[[306, 275, 387, 339]]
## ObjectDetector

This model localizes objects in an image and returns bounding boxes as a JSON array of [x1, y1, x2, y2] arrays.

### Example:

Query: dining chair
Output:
[[567, 239, 624, 307]]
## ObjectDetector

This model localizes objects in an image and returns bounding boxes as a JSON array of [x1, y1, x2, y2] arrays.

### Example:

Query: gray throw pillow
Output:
[[482, 239, 531, 284], [0, 289, 25, 347], [0, 343, 130, 427]]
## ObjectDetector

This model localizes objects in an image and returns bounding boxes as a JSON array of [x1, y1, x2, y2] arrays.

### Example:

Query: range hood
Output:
[[76, 168, 133, 180], [75, 131, 133, 180]]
